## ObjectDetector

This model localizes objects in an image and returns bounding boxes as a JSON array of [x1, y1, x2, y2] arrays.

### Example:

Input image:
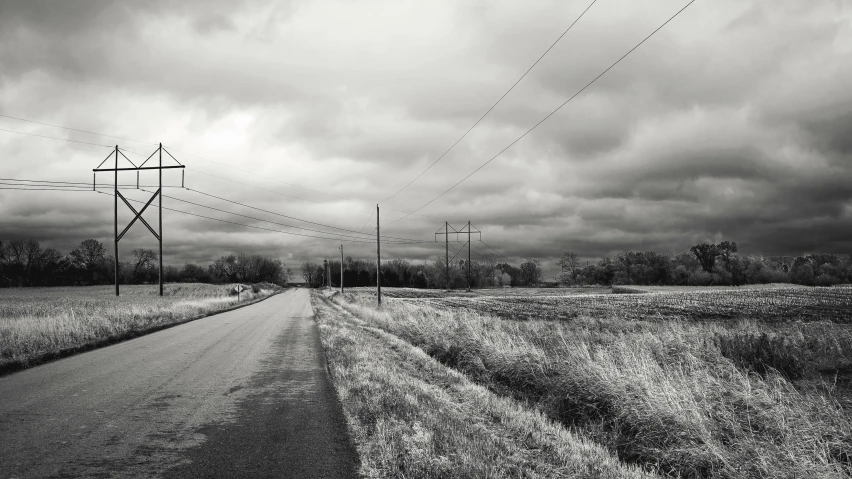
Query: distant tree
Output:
[[210, 255, 239, 283], [180, 263, 211, 283], [690, 243, 718, 273], [132, 248, 158, 282], [558, 251, 580, 279], [412, 270, 428, 288], [69, 239, 107, 285], [37, 248, 67, 286], [716, 241, 738, 269], [301, 261, 319, 286], [518, 258, 542, 286]]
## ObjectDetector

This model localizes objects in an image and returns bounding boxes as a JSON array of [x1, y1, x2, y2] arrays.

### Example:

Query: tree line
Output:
[[0, 238, 292, 287], [303, 241, 851, 289], [301, 254, 544, 289], [555, 241, 852, 287], [4, 236, 847, 289]]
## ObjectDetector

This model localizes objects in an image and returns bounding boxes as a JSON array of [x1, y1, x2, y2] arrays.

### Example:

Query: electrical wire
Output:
[[0, 187, 95, 192], [0, 114, 428, 220], [358, 210, 374, 234], [0, 178, 181, 188], [479, 239, 518, 266], [384, 0, 698, 225], [0, 114, 158, 146], [187, 167, 440, 223], [143, 188, 427, 244], [186, 168, 372, 214], [379, 0, 599, 204], [96, 190, 380, 244], [0, 113, 446, 224], [183, 188, 428, 243], [0, 127, 115, 148]]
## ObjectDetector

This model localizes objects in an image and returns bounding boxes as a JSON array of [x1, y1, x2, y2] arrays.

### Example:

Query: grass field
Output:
[[317, 285, 852, 478], [0, 282, 280, 371]]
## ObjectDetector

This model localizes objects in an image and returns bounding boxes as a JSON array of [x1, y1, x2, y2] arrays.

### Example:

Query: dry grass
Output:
[[311, 291, 657, 478], [0, 282, 280, 370], [334, 289, 852, 478]]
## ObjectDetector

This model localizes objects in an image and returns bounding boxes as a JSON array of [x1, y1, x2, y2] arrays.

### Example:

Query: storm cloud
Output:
[[1, 0, 851, 276]]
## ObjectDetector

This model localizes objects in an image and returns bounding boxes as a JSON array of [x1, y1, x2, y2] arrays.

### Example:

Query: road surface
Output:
[[0, 289, 358, 478]]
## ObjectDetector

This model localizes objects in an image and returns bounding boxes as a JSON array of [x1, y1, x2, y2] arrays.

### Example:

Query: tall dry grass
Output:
[[0, 283, 280, 370], [335, 292, 852, 478], [311, 292, 657, 478]]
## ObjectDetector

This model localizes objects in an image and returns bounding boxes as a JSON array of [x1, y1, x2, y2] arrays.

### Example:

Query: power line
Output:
[[379, 0, 598, 204], [358, 210, 374, 234], [0, 174, 429, 243], [182, 187, 427, 243], [0, 181, 89, 189], [186, 168, 373, 215], [187, 166, 441, 223], [0, 187, 95, 192], [0, 113, 447, 224], [0, 127, 115, 148], [0, 178, 182, 188], [146, 188, 427, 244], [0, 177, 91, 185], [480, 239, 518, 266], [97, 190, 380, 244], [0, 114, 158, 146], [0, 113, 423, 219], [385, 0, 698, 225]]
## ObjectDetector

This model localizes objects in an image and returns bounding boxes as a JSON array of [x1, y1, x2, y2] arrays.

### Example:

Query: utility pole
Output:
[[158, 143, 163, 297], [113, 146, 118, 296], [467, 220, 471, 292], [93, 144, 184, 297], [323, 259, 328, 288], [376, 204, 381, 306], [339, 244, 344, 295]]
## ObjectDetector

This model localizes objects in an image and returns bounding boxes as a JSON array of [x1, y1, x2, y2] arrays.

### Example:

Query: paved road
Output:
[[0, 289, 358, 478]]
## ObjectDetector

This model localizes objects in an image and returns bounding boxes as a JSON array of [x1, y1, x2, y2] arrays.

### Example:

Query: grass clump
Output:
[[311, 292, 657, 478], [335, 292, 852, 478]]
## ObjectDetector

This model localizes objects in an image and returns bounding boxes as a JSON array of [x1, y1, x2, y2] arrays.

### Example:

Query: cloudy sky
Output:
[[1, 0, 851, 275]]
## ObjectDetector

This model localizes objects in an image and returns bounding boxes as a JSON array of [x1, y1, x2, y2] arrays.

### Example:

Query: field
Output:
[[0, 282, 280, 372], [382, 284, 852, 322], [314, 285, 852, 478]]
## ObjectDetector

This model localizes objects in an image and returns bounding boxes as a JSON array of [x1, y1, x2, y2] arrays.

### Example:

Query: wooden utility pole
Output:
[[323, 259, 328, 288], [339, 244, 344, 295], [114, 146, 119, 296], [467, 220, 471, 292], [158, 143, 163, 297], [376, 204, 381, 306]]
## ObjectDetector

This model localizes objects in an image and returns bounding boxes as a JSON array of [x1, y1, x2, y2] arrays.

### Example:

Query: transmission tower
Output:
[[434, 222, 480, 291], [92, 144, 185, 296]]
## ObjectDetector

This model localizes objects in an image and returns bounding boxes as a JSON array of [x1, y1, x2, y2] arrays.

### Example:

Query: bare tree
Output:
[[559, 251, 580, 279], [301, 261, 320, 286], [69, 239, 107, 285], [132, 248, 158, 282], [6, 239, 26, 268]]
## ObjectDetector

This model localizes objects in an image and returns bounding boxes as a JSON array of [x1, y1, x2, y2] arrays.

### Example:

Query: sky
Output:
[[1, 0, 851, 277]]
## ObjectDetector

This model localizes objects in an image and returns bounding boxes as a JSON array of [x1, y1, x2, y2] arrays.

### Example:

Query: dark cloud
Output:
[[1, 0, 851, 277]]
